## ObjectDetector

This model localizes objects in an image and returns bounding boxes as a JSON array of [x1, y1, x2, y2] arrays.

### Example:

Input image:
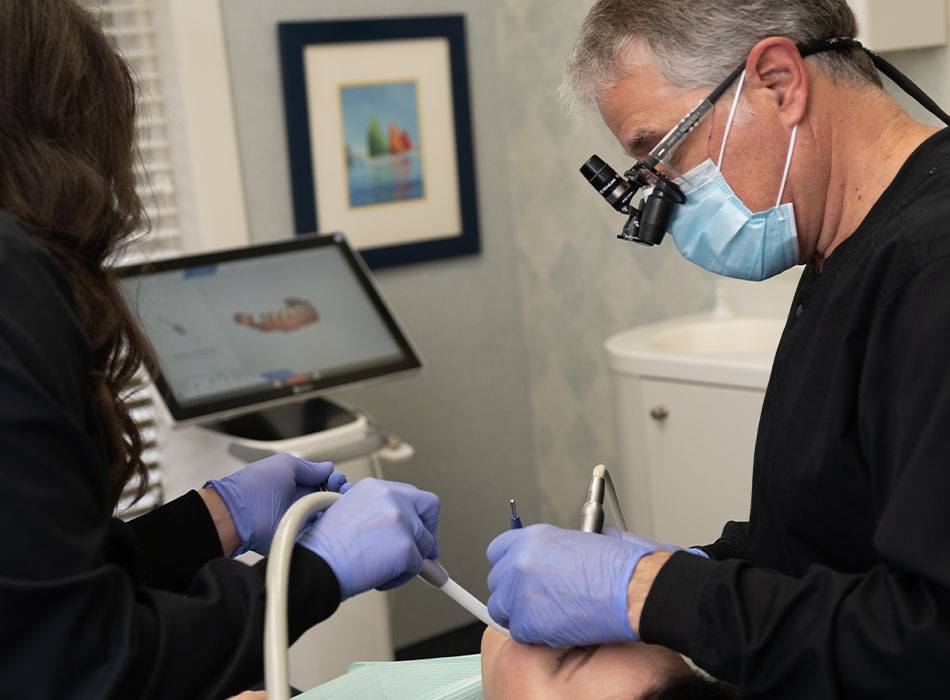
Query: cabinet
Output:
[[638, 378, 764, 547], [849, 0, 947, 52]]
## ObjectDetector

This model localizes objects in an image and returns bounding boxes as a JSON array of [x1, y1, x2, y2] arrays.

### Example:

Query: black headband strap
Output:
[[709, 36, 950, 127], [797, 36, 861, 57]]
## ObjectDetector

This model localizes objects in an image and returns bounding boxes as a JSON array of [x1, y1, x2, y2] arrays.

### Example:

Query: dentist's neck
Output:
[[815, 85, 939, 270]]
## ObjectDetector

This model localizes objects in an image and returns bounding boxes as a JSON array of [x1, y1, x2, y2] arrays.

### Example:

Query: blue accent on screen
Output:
[[262, 369, 295, 382], [184, 265, 218, 278]]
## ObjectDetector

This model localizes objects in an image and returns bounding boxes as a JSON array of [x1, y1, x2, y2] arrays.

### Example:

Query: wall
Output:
[[220, 0, 539, 648], [152, 0, 250, 253], [885, 44, 950, 127], [494, 0, 715, 526], [222, 0, 719, 647]]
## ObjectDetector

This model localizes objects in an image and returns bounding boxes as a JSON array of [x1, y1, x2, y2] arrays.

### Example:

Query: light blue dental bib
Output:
[[298, 654, 483, 700]]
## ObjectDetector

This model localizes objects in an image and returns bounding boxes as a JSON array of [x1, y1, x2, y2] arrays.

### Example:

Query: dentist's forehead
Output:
[[597, 49, 708, 158]]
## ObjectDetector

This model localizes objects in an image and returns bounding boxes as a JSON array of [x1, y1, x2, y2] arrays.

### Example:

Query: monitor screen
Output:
[[118, 234, 421, 423]]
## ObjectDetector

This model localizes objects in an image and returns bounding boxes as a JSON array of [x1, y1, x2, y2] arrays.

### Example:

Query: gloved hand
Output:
[[206, 453, 348, 556], [603, 526, 710, 559], [299, 478, 440, 600], [486, 524, 668, 647]]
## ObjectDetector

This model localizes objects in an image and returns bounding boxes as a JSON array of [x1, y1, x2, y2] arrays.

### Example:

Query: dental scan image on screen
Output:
[[121, 244, 406, 410]]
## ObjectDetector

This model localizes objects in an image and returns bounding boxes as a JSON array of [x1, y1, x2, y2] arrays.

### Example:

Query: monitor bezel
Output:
[[117, 232, 422, 425]]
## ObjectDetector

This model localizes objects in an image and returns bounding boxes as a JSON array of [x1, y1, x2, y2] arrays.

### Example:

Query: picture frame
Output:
[[278, 15, 481, 269]]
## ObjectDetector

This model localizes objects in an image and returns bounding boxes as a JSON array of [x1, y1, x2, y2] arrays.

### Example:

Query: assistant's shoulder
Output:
[[0, 210, 80, 312], [0, 211, 90, 372], [0, 210, 39, 253], [0, 210, 68, 279]]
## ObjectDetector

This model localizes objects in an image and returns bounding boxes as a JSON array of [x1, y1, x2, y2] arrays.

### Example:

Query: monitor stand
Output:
[[185, 396, 405, 472], [204, 397, 359, 442]]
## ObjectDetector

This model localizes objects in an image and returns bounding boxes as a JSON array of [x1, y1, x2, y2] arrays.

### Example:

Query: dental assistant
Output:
[[488, 1, 950, 697], [0, 3, 441, 698]]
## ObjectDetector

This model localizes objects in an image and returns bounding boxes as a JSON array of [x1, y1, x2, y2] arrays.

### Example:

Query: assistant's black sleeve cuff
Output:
[[126, 490, 223, 593], [253, 545, 342, 643], [640, 550, 723, 658]]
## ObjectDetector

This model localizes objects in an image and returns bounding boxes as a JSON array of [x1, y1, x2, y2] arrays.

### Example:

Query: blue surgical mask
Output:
[[656, 71, 801, 281]]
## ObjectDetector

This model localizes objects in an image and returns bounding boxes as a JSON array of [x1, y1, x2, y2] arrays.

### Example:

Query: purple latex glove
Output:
[[298, 478, 440, 600], [206, 453, 348, 556], [487, 524, 659, 647], [603, 526, 710, 559]]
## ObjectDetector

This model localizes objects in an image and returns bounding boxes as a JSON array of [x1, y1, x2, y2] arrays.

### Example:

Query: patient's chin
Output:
[[481, 626, 508, 657], [480, 627, 513, 695]]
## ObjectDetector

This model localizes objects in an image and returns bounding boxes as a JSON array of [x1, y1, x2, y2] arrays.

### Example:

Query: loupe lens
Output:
[[580, 155, 636, 212], [580, 155, 616, 191]]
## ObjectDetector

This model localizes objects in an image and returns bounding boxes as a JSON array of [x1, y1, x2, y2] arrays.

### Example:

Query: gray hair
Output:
[[563, 0, 882, 111]]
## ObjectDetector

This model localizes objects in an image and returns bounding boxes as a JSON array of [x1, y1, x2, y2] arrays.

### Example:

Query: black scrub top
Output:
[[0, 212, 341, 699], [641, 127, 950, 698]]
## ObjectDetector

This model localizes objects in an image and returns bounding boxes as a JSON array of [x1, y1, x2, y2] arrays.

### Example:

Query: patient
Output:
[[299, 627, 737, 699], [480, 627, 736, 700]]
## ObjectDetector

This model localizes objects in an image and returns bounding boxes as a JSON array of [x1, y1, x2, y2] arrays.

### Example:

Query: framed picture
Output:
[[278, 16, 481, 268]]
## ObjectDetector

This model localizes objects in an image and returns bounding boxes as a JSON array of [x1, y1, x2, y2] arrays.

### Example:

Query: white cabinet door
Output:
[[640, 378, 764, 547]]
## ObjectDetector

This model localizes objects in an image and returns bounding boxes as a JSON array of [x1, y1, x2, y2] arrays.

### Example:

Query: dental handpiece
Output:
[[509, 499, 523, 529], [578, 464, 607, 534], [418, 560, 510, 636]]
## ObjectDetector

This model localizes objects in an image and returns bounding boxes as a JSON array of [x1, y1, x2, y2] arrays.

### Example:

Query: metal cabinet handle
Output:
[[650, 405, 669, 421]]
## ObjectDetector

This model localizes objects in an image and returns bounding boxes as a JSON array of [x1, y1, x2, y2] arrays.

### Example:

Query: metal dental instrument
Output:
[[408, 500, 524, 636], [579, 464, 607, 533], [578, 464, 628, 534], [418, 559, 509, 636], [509, 499, 523, 529]]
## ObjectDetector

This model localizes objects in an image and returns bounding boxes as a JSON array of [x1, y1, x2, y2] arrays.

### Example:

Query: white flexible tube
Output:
[[265, 491, 342, 700], [265, 493, 513, 699], [441, 578, 510, 636], [418, 560, 509, 636]]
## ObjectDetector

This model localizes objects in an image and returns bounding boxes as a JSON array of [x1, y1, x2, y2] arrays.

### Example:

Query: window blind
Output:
[[82, 0, 183, 259], [81, 0, 184, 518]]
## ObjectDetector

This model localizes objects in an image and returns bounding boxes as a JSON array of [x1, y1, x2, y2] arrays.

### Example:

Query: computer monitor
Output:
[[117, 233, 422, 424]]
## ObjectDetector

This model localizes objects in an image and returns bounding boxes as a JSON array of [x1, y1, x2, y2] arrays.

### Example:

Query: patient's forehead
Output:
[[480, 628, 689, 700]]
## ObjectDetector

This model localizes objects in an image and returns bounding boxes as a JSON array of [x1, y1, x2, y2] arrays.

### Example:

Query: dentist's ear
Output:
[[745, 36, 810, 129]]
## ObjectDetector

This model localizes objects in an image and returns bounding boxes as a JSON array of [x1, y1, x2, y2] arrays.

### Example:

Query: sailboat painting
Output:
[[340, 80, 425, 208]]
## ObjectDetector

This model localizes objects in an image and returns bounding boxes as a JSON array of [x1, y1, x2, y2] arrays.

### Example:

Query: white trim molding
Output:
[[154, 0, 250, 252]]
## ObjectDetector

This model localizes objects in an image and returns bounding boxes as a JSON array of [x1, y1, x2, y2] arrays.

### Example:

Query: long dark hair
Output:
[[0, 0, 151, 507]]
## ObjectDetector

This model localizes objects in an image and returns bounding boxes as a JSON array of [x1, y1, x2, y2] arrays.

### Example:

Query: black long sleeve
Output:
[[641, 129, 950, 698], [699, 520, 750, 561], [123, 490, 225, 593], [0, 213, 341, 699]]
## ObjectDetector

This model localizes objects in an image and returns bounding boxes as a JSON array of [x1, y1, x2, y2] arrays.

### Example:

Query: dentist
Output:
[[488, 1, 950, 697]]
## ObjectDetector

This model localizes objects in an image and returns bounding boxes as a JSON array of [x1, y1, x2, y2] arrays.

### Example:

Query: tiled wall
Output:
[[494, 0, 714, 525], [222, 0, 540, 648]]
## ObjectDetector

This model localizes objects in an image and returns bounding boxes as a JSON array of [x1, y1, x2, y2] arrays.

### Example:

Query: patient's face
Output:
[[480, 628, 689, 700]]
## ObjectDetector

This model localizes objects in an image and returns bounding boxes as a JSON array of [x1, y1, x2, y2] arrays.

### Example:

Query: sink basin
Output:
[[605, 314, 786, 389], [648, 318, 785, 356]]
